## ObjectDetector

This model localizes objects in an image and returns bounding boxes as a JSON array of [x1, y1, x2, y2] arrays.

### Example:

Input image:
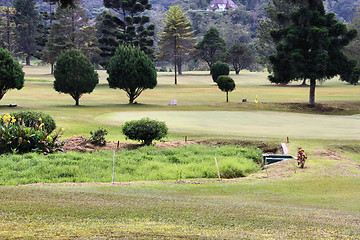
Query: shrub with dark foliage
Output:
[[54, 49, 99, 106], [107, 45, 157, 104], [217, 75, 235, 102], [0, 47, 24, 100], [210, 61, 229, 82]]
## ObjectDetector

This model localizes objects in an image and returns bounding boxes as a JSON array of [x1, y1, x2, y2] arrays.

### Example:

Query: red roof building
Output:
[[207, 0, 239, 12]]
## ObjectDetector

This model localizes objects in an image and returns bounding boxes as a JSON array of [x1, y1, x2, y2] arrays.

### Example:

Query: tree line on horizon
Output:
[[0, 0, 359, 106]]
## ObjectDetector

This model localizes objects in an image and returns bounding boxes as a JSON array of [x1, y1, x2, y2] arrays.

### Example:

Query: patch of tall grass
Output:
[[0, 145, 262, 185]]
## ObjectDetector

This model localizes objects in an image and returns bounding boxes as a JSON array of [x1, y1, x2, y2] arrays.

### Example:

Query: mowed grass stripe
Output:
[[98, 111, 360, 139]]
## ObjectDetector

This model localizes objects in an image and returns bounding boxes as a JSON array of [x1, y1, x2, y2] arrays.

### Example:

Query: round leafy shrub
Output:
[[210, 61, 230, 82], [122, 118, 168, 145], [10, 111, 56, 134], [0, 113, 64, 154]]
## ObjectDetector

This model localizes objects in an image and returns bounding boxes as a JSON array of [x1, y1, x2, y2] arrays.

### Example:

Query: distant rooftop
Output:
[[206, 0, 239, 12]]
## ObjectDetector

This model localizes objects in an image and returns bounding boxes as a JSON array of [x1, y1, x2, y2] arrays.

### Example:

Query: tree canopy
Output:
[[44, 0, 99, 73], [195, 27, 227, 70], [107, 45, 157, 104], [54, 49, 99, 106], [0, 47, 24, 100], [269, 7, 359, 105], [227, 43, 255, 74], [158, 6, 195, 84]]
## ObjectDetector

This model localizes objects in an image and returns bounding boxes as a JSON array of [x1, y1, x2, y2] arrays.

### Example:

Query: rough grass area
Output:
[[0, 177, 359, 239], [0, 145, 262, 185]]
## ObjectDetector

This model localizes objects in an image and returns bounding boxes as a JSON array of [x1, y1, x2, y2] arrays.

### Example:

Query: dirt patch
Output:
[[61, 136, 136, 152], [60, 136, 279, 154], [330, 144, 360, 153], [314, 147, 344, 160]]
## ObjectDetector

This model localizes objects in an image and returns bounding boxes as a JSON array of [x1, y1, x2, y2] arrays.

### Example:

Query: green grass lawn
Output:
[[0, 66, 358, 140], [0, 66, 359, 239], [0, 176, 359, 239]]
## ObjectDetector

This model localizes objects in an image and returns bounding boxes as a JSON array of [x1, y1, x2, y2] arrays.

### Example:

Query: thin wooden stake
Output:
[[214, 157, 221, 181]]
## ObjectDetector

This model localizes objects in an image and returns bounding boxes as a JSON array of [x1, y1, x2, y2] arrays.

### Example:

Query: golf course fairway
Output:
[[97, 111, 360, 139]]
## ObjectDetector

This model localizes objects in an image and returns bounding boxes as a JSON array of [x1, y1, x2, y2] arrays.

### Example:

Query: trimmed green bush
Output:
[[10, 110, 56, 134], [210, 61, 230, 82], [217, 75, 236, 102], [54, 49, 99, 106], [107, 45, 157, 104], [122, 118, 168, 145]]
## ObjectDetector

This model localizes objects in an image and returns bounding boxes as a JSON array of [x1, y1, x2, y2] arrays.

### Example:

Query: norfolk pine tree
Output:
[[99, 0, 155, 68], [107, 45, 157, 104], [54, 49, 99, 106], [158, 6, 195, 84], [269, 5, 360, 106]]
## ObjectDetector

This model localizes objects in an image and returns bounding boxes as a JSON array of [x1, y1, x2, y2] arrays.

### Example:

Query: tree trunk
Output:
[[235, 69, 240, 74], [26, 55, 31, 65], [177, 55, 183, 75], [177, 59, 182, 75], [129, 94, 135, 104], [309, 78, 316, 106], [6, 4, 11, 52], [226, 91, 229, 103], [301, 79, 307, 86], [174, 37, 178, 85], [75, 98, 79, 106], [51, 63, 54, 74]]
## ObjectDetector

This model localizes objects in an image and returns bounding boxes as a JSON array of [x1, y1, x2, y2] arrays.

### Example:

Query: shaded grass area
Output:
[[0, 177, 359, 239], [0, 145, 262, 185]]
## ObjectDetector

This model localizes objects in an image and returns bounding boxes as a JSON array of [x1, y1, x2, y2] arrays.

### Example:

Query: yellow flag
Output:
[[255, 95, 258, 104]]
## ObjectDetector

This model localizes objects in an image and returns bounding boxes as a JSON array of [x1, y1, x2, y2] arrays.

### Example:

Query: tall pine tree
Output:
[[0, 4, 18, 54], [13, 0, 40, 65], [158, 6, 195, 84], [269, 6, 359, 105]]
